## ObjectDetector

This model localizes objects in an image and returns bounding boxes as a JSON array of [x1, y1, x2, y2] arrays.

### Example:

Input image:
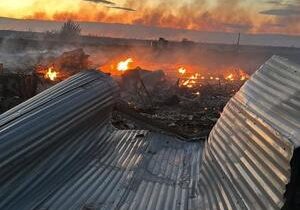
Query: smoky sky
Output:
[[83, 0, 115, 5], [107, 6, 136, 11], [0, 0, 300, 34], [260, 1, 300, 17], [260, 8, 300, 16]]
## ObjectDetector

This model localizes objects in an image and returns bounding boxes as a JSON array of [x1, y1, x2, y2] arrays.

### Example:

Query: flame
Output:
[[45, 67, 58, 81], [117, 58, 133, 72], [225, 74, 234, 81], [240, 76, 246, 81], [224, 69, 249, 81], [180, 73, 200, 88], [182, 80, 190, 86], [178, 67, 186, 75], [189, 73, 199, 80]]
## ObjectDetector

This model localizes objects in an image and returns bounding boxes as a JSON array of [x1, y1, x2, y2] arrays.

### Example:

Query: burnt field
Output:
[[1, 31, 300, 139]]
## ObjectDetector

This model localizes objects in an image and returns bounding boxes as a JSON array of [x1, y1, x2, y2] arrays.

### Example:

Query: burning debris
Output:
[[117, 58, 133, 72], [44, 67, 58, 81], [36, 48, 90, 81], [0, 47, 250, 139], [177, 66, 249, 89], [111, 65, 248, 138], [178, 67, 186, 75]]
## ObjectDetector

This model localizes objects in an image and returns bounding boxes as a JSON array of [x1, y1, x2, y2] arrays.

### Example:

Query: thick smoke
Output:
[[21, 0, 300, 35], [0, 35, 76, 73]]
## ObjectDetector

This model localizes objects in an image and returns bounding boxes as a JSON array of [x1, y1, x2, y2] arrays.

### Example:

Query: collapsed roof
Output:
[[0, 55, 299, 210]]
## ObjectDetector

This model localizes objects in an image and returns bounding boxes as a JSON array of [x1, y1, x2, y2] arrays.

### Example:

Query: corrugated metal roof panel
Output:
[[199, 56, 299, 210], [1, 56, 299, 210], [235, 56, 300, 146], [0, 70, 204, 210]]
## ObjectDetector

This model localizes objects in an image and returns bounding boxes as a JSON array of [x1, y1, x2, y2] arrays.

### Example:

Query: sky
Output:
[[0, 0, 299, 35]]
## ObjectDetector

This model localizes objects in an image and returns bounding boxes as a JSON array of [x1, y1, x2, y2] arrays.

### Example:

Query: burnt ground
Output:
[[0, 68, 245, 142], [111, 73, 245, 140], [0, 69, 244, 141]]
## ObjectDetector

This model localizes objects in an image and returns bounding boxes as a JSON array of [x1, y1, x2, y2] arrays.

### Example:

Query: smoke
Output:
[[0, 35, 76, 73], [85, 44, 257, 77], [11, 0, 298, 35], [259, 1, 300, 34], [0, 33, 267, 77]]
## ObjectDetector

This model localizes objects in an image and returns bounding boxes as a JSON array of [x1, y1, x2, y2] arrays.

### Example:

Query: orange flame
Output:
[[45, 67, 58, 81], [180, 73, 200, 88], [117, 58, 133, 72], [178, 67, 186, 75], [225, 73, 234, 81]]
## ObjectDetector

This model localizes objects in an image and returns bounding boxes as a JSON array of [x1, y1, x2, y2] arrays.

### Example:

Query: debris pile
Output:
[[0, 48, 248, 140], [112, 67, 246, 139]]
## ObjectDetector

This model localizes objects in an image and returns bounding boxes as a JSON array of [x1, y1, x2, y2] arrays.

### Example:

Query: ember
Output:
[[224, 69, 250, 81], [45, 67, 58, 81]]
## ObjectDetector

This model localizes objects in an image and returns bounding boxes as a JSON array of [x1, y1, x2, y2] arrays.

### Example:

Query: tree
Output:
[[59, 20, 81, 41]]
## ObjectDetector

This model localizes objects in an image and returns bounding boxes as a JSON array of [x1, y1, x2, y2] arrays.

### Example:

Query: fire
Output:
[[117, 58, 133, 72], [225, 74, 234, 81], [178, 67, 186, 75], [182, 80, 190, 86], [190, 74, 199, 80], [45, 67, 58, 81], [180, 73, 200, 88], [224, 68, 249, 81]]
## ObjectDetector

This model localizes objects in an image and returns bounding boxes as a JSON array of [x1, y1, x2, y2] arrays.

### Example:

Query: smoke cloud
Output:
[[1, 0, 300, 35]]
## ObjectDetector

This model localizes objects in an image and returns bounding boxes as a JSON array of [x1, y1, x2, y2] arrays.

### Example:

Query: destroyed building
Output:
[[0, 56, 299, 210]]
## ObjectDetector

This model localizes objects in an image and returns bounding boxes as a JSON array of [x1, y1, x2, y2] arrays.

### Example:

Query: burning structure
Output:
[[0, 56, 299, 209]]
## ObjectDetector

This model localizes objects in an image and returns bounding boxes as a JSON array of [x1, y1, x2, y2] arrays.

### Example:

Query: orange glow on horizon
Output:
[[0, 0, 298, 35]]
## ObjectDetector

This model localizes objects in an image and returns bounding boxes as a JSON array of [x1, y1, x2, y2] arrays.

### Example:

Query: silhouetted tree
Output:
[[59, 20, 81, 41]]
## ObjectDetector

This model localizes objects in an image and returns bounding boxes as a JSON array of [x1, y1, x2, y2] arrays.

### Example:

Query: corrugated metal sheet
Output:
[[0, 55, 299, 210], [0, 70, 204, 210], [198, 55, 299, 210]]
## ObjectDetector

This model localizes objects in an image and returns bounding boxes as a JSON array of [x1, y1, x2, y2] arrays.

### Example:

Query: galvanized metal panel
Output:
[[199, 56, 299, 210], [1, 56, 299, 210], [0, 70, 204, 210]]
